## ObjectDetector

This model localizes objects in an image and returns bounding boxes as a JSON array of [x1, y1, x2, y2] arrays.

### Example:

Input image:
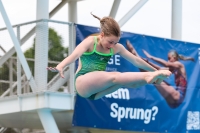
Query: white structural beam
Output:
[[37, 109, 60, 133], [35, 0, 49, 91], [68, 0, 77, 22], [0, 91, 73, 114], [0, 0, 37, 92], [9, 58, 13, 95], [50, 0, 68, 18], [0, 91, 73, 130], [68, 23, 75, 96], [35, 1, 59, 133], [118, 0, 148, 27], [0, 45, 6, 53], [109, 0, 121, 18], [68, 0, 76, 105], [68, 0, 86, 22], [17, 26, 22, 95], [48, 69, 70, 91], [0, 127, 7, 132], [171, 0, 182, 40]]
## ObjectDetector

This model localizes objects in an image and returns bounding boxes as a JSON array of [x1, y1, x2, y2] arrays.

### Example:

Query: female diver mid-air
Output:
[[47, 13, 171, 101]]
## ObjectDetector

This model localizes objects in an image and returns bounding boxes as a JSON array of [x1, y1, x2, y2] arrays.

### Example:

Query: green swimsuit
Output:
[[75, 36, 114, 100]]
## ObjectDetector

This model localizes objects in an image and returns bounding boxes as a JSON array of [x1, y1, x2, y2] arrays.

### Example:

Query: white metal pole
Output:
[[118, 0, 148, 27], [109, 0, 121, 18], [0, 0, 37, 92], [68, 0, 77, 109], [50, 0, 68, 18], [69, 23, 76, 109], [37, 109, 60, 133], [9, 58, 13, 95], [68, 1, 77, 23], [171, 0, 182, 40], [35, 0, 49, 91], [35, 1, 60, 133], [17, 26, 22, 95]]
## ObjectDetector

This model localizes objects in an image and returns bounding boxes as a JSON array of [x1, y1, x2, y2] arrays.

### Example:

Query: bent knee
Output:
[[171, 91, 181, 102], [110, 72, 122, 84], [167, 91, 184, 108]]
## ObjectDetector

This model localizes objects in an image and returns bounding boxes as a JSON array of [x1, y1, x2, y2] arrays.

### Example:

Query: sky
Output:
[[0, 0, 200, 55]]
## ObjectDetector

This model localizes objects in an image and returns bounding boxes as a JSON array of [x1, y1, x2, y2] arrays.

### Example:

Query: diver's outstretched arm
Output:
[[143, 50, 169, 66], [126, 41, 167, 71]]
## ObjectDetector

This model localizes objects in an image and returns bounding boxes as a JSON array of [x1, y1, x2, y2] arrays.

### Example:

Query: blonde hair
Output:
[[91, 12, 121, 37], [169, 50, 195, 62]]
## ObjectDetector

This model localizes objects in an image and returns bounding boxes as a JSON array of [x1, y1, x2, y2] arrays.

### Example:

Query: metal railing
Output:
[[0, 19, 76, 98]]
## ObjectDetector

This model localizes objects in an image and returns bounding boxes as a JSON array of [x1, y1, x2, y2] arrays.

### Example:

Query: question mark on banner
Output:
[[151, 106, 158, 120]]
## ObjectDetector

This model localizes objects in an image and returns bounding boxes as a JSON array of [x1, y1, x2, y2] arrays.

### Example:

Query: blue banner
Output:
[[72, 24, 200, 133]]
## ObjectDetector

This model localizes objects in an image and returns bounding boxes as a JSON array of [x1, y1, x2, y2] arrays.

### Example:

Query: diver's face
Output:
[[168, 53, 177, 62], [100, 32, 120, 50]]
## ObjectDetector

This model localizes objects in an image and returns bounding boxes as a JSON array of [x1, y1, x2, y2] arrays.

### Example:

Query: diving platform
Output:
[[0, 91, 75, 131]]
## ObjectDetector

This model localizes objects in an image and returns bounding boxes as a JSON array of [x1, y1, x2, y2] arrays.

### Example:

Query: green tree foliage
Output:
[[25, 27, 68, 59], [24, 27, 68, 82], [25, 28, 68, 60]]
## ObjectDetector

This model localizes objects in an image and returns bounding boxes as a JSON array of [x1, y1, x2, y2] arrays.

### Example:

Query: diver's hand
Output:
[[142, 49, 153, 59], [47, 67, 64, 78]]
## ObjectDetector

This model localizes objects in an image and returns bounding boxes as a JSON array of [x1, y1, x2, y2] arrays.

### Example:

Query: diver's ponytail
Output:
[[178, 54, 195, 62], [90, 12, 121, 37], [90, 12, 101, 21], [169, 50, 195, 62]]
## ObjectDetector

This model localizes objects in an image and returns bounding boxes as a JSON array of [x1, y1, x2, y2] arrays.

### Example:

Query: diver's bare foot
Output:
[[144, 70, 171, 84], [126, 40, 138, 56]]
